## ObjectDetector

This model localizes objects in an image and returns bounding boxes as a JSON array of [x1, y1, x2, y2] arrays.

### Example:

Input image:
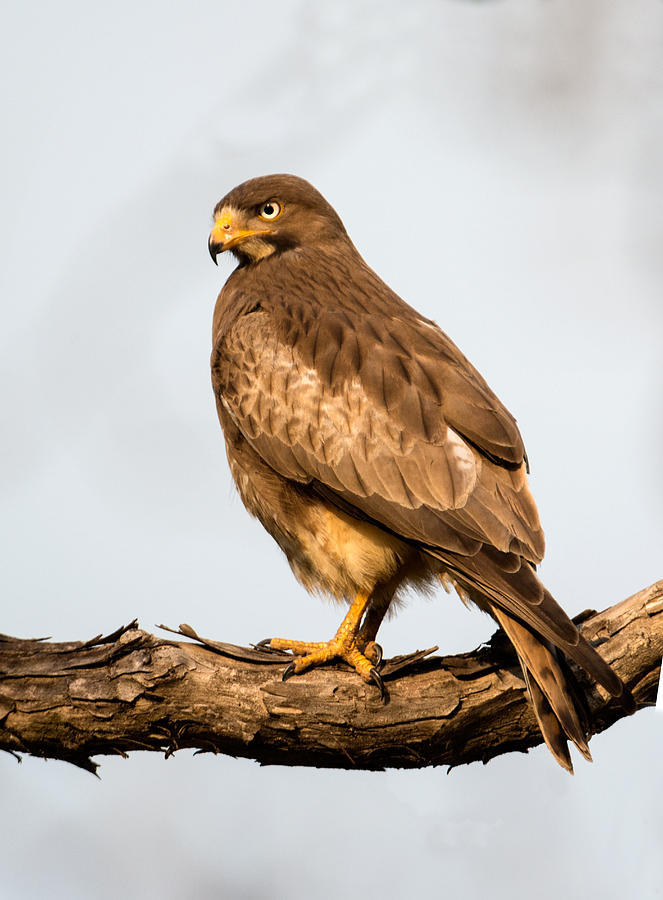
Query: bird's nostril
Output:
[[223, 223, 230, 230]]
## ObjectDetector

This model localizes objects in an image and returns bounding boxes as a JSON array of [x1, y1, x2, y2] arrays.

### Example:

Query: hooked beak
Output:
[[208, 209, 272, 265]]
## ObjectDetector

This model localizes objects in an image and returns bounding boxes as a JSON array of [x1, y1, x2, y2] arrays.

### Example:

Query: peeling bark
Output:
[[1, 581, 661, 775]]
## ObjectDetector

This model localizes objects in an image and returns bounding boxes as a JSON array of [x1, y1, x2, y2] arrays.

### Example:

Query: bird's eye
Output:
[[258, 200, 282, 221]]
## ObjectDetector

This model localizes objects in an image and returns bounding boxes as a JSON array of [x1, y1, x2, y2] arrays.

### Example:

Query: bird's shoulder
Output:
[[212, 248, 526, 471]]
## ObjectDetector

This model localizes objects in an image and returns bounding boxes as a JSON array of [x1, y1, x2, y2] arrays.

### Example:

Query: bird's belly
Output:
[[290, 501, 410, 600], [225, 436, 409, 602]]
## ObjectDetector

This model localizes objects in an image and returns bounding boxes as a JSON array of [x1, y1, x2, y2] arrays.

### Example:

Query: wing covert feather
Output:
[[212, 303, 544, 561]]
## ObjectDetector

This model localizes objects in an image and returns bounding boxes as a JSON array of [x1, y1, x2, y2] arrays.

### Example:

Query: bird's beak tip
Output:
[[208, 237, 220, 266]]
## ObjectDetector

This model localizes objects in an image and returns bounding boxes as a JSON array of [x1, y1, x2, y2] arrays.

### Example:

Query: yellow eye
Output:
[[258, 200, 282, 221]]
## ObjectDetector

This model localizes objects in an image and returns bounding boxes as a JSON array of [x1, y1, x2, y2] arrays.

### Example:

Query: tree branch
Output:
[[1, 581, 661, 775]]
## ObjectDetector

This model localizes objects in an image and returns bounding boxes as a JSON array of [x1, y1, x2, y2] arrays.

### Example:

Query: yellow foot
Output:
[[258, 592, 385, 698]]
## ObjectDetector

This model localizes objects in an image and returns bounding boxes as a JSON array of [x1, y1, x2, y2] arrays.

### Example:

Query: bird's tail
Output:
[[488, 603, 592, 772], [430, 546, 635, 770]]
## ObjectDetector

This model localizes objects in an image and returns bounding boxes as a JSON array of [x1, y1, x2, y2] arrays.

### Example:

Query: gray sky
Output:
[[1, 2, 662, 898]]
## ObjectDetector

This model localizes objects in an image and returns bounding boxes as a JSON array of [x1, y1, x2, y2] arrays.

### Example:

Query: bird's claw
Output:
[[371, 643, 383, 668], [282, 661, 297, 682], [369, 667, 386, 701], [255, 638, 274, 650]]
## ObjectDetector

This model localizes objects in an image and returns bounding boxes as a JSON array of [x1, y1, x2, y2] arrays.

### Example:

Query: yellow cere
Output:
[[211, 210, 235, 242]]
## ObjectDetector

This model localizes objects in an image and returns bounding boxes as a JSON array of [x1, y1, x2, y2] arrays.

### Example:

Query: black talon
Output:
[[255, 638, 273, 650], [372, 643, 384, 668], [369, 667, 385, 701], [282, 661, 297, 682]]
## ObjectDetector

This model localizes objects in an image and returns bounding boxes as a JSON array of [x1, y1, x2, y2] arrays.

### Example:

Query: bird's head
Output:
[[208, 174, 348, 266]]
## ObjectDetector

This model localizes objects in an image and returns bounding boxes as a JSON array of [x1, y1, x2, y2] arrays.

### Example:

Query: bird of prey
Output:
[[208, 173, 632, 772]]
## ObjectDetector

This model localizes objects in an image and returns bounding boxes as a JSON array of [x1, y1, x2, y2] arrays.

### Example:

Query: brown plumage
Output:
[[208, 173, 633, 772]]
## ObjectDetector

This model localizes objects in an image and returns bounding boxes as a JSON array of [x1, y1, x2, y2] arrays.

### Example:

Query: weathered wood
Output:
[[1, 581, 661, 775]]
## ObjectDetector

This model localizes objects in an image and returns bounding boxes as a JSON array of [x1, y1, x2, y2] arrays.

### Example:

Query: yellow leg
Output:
[[262, 591, 384, 695], [355, 594, 391, 667]]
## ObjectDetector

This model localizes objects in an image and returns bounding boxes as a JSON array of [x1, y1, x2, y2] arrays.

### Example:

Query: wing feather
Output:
[[212, 299, 543, 561]]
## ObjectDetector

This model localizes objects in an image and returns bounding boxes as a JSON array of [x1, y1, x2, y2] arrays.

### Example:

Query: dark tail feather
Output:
[[490, 603, 592, 773], [431, 546, 636, 714]]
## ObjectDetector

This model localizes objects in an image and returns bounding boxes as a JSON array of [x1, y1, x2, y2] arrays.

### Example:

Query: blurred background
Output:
[[1, 1, 662, 897]]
